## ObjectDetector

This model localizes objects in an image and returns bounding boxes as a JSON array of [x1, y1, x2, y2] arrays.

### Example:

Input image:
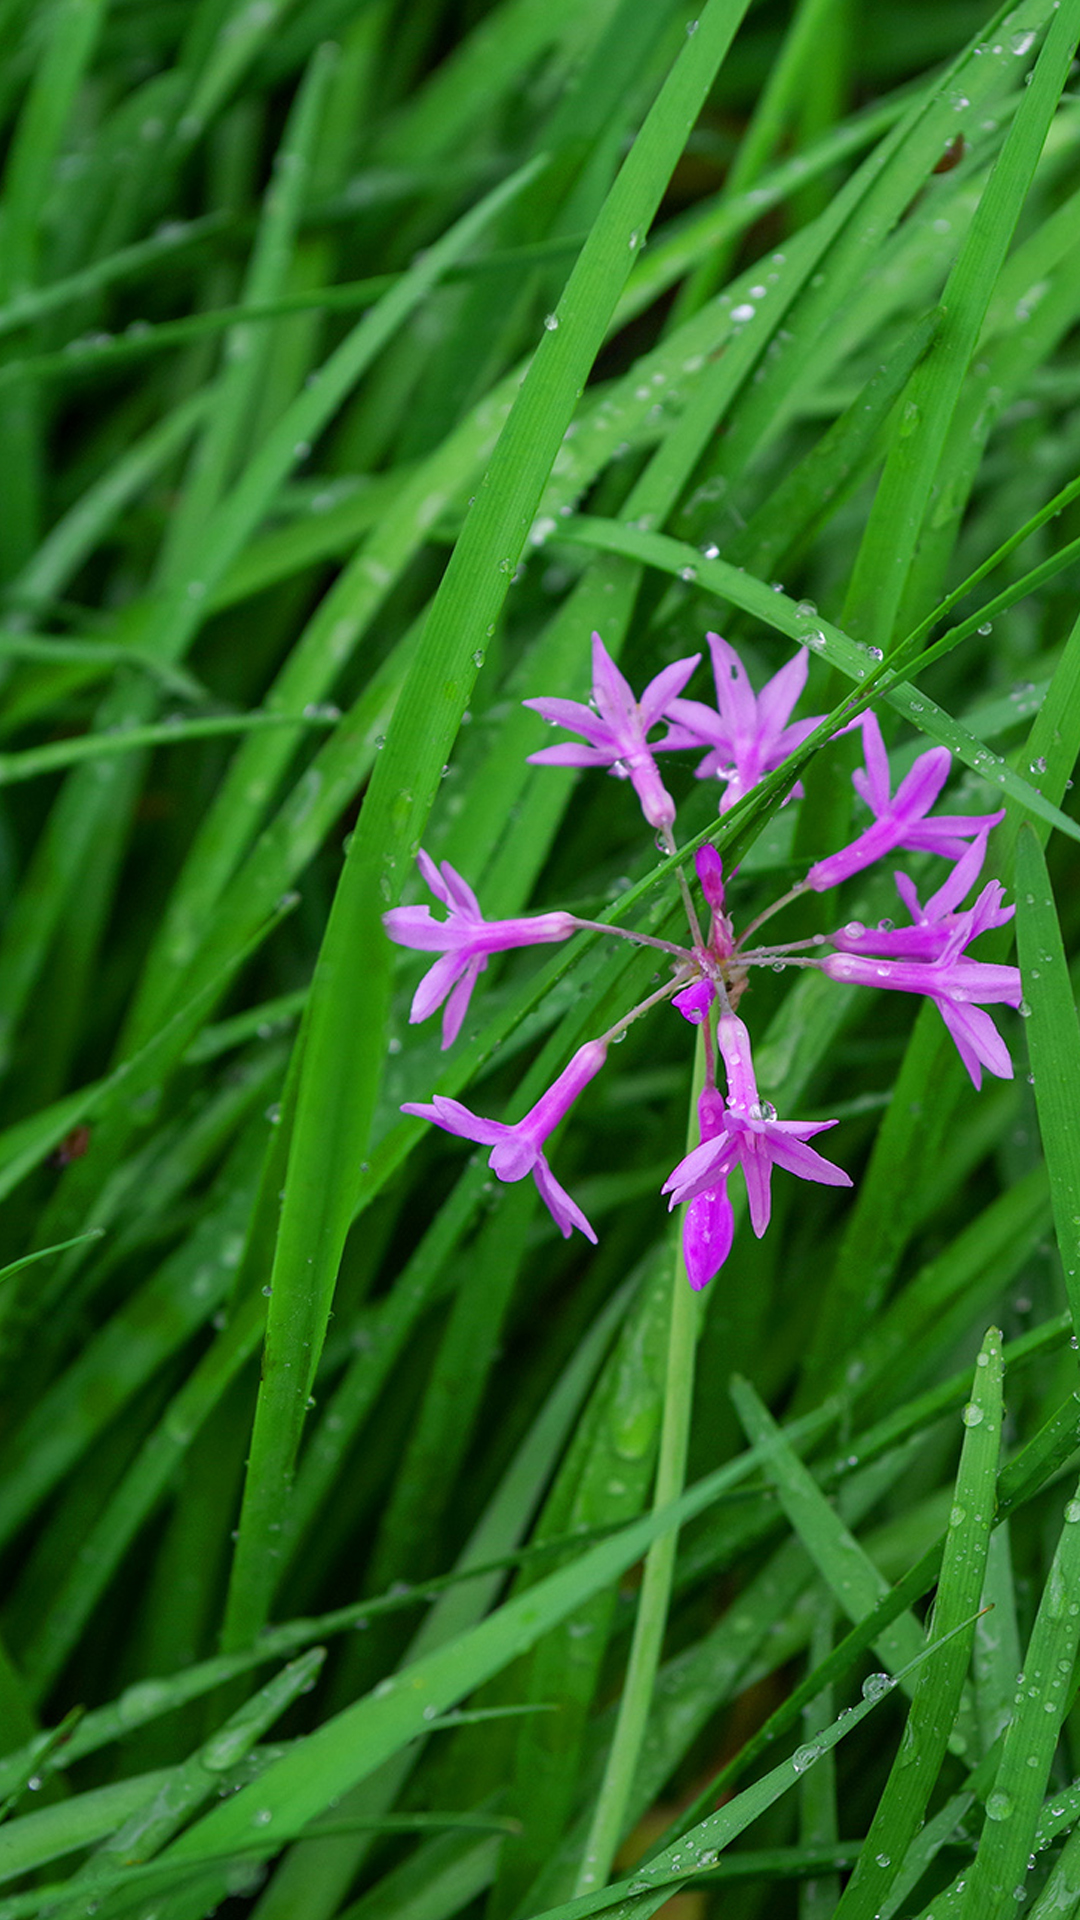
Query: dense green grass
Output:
[[0, 1, 1079, 1916]]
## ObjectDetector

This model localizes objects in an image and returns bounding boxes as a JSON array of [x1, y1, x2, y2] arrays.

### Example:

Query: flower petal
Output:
[[761, 1127, 852, 1190], [891, 745, 953, 822], [672, 977, 716, 1025], [853, 711, 892, 814], [755, 648, 808, 740], [637, 653, 701, 731], [400, 1096, 509, 1147], [739, 1136, 773, 1237], [383, 905, 460, 953], [589, 633, 638, 739], [661, 697, 733, 753], [662, 1132, 737, 1207], [438, 858, 482, 920], [533, 1156, 597, 1242], [705, 633, 758, 739], [527, 743, 612, 769], [523, 694, 607, 739], [683, 1182, 735, 1289], [935, 999, 1014, 1089], [416, 846, 453, 908], [410, 951, 467, 1024], [440, 954, 486, 1048], [922, 830, 989, 919]]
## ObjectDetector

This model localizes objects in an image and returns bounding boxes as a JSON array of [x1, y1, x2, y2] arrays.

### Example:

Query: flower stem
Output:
[[737, 879, 807, 948], [572, 1032, 705, 1896], [569, 916, 695, 962], [597, 976, 686, 1046], [660, 824, 707, 950]]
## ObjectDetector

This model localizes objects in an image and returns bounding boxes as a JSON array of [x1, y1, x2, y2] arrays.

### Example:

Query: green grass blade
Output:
[[960, 1476, 1080, 1915], [834, 1327, 1003, 1919], [1014, 823, 1080, 1335]]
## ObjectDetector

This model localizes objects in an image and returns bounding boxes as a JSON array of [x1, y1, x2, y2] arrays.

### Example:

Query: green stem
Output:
[[573, 1034, 705, 1894]]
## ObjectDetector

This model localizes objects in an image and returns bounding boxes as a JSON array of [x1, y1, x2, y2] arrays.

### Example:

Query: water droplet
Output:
[[950, 1504, 966, 1527], [252, 1809, 273, 1827], [962, 1402, 984, 1427], [862, 1672, 892, 1700], [731, 303, 755, 323], [1011, 28, 1036, 53], [543, 313, 559, 332], [986, 1790, 1014, 1822], [792, 1743, 822, 1773], [1064, 1500, 1080, 1523], [876, 1854, 891, 1868], [978, 622, 993, 635]]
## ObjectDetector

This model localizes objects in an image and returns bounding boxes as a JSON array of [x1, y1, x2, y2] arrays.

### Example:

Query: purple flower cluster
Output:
[[384, 633, 1020, 1287]]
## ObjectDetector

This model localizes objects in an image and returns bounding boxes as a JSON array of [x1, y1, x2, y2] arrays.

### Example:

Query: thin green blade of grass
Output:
[[841, 0, 1076, 649], [0, 887, 297, 1216], [673, 0, 851, 320], [0, 1772, 174, 1889], [59, 1649, 327, 1911], [0, 708, 335, 785], [489, 1254, 672, 1915], [700, 9, 1041, 501], [834, 1327, 1003, 1920], [730, 1376, 927, 1681], [973, 1521, 1023, 1757], [1014, 824, 1080, 1336], [0, 214, 225, 343], [158, 41, 340, 589], [0, 1121, 267, 1554], [18, 1285, 267, 1700], [2, 389, 212, 638], [959, 1477, 1080, 1916]]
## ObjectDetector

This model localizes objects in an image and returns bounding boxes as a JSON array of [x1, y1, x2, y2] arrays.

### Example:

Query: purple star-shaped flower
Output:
[[401, 1040, 607, 1241], [823, 942, 1021, 1092], [822, 823, 1021, 1087], [830, 829, 1014, 964], [384, 850, 576, 1049], [524, 632, 700, 832], [663, 634, 822, 813], [662, 1014, 851, 1239], [807, 712, 1004, 892]]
